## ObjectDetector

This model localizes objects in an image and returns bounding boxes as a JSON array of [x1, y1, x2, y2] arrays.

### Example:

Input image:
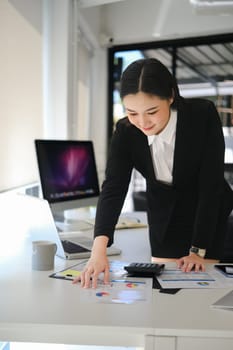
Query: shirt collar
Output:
[[147, 109, 177, 146]]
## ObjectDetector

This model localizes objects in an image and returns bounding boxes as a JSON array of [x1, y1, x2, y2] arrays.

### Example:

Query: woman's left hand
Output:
[[176, 253, 205, 272]]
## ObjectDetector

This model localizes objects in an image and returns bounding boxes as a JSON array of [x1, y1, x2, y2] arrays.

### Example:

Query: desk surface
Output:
[[1, 193, 233, 349]]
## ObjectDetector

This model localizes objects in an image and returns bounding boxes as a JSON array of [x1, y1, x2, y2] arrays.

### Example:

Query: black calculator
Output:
[[124, 262, 165, 277]]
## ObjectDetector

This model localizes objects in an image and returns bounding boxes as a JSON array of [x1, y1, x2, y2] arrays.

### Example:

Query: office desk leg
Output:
[[145, 335, 176, 350]]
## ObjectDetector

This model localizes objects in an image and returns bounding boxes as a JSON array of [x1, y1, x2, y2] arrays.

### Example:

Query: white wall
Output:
[[0, 0, 107, 191], [0, 0, 43, 191], [43, 0, 76, 139], [89, 48, 108, 184]]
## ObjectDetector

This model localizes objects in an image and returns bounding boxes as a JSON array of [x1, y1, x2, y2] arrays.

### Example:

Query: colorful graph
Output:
[[126, 283, 139, 288], [96, 291, 110, 297]]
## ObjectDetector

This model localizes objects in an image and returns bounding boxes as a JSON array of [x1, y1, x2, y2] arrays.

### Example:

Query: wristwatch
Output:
[[189, 246, 206, 258]]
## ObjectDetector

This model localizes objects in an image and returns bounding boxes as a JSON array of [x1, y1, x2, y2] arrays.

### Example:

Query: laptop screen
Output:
[[35, 140, 100, 206]]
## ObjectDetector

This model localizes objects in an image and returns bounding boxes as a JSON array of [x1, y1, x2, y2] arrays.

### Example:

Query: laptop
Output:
[[27, 196, 121, 260]]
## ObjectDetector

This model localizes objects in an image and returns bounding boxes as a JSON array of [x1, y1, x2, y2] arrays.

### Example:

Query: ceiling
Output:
[[78, 0, 233, 13]]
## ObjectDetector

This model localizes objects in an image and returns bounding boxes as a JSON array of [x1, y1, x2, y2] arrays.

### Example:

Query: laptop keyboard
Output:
[[61, 240, 91, 253]]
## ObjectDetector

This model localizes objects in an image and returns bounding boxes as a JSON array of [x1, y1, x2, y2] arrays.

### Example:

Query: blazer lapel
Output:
[[131, 126, 156, 181]]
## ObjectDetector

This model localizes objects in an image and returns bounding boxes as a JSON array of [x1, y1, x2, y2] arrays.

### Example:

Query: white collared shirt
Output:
[[147, 110, 177, 184]]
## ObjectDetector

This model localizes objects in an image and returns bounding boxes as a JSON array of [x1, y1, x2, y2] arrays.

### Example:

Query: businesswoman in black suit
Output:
[[74, 58, 233, 288]]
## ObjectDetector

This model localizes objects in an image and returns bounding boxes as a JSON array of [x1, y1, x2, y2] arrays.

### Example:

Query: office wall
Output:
[[0, 0, 43, 191], [78, 6, 108, 184], [0, 0, 107, 192]]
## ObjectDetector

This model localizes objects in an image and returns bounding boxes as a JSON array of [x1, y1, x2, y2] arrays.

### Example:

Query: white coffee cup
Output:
[[32, 240, 57, 271]]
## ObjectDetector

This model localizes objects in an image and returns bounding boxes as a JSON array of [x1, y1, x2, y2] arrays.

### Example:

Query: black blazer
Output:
[[94, 97, 233, 258]]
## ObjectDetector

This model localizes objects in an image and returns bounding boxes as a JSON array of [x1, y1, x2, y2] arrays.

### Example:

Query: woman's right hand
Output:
[[72, 235, 110, 288]]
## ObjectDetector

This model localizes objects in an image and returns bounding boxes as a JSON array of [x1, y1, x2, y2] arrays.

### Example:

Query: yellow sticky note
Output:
[[60, 269, 81, 277]]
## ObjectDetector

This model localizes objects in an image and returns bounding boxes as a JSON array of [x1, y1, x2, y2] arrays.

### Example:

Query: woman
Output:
[[74, 58, 233, 288]]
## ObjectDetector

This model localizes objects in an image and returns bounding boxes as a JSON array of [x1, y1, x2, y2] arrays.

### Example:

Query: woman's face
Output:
[[123, 91, 173, 136]]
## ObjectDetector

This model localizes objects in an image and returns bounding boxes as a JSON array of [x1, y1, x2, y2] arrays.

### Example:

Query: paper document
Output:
[[157, 268, 233, 289], [50, 260, 88, 280], [86, 216, 147, 230], [81, 276, 152, 304], [51, 260, 152, 304]]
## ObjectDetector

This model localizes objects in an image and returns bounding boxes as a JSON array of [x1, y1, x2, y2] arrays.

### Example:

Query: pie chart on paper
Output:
[[95, 291, 110, 297], [126, 282, 138, 288]]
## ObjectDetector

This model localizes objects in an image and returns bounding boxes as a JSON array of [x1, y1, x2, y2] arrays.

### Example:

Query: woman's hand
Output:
[[72, 235, 110, 288], [176, 253, 206, 272]]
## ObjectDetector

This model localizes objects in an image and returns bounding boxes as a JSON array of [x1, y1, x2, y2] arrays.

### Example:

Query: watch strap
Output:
[[189, 246, 206, 258]]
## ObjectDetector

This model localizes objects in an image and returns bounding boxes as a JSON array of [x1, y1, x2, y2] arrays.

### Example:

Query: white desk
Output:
[[1, 194, 233, 350]]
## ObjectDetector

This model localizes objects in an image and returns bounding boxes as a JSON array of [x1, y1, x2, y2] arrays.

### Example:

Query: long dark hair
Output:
[[120, 58, 180, 109]]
